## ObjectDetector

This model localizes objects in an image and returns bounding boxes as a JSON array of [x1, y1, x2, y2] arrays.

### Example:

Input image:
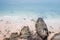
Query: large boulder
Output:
[[35, 18, 48, 40], [51, 33, 60, 40]]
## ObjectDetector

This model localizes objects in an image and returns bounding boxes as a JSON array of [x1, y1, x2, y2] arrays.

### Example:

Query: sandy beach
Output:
[[0, 16, 60, 40]]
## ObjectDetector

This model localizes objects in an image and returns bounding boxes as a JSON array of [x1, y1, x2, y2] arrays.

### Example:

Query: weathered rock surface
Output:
[[9, 32, 18, 40], [32, 33, 42, 40], [20, 26, 33, 40], [3, 38, 10, 40], [35, 18, 48, 40], [51, 33, 60, 40]]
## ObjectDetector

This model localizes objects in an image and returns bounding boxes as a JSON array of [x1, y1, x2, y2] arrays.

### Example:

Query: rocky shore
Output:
[[3, 18, 60, 40]]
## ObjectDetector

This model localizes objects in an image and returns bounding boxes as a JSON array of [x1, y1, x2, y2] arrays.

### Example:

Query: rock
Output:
[[20, 26, 33, 40], [9, 32, 18, 40], [3, 38, 10, 40], [35, 18, 48, 40], [10, 32, 18, 38], [32, 33, 42, 40], [51, 33, 60, 40]]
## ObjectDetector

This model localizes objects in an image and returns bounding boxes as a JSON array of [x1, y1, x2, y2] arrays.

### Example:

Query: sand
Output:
[[0, 16, 60, 40]]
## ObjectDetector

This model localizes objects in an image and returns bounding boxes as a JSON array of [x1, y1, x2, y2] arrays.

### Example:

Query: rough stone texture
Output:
[[9, 32, 18, 40], [20, 26, 33, 40], [10, 32, 18, 38], [32, 33, 42, 40], [51, 33, 60, 40], [3, 38, 10, 40], [35, 18, 48, 40], [3, 26, 33, 40], [3, 32, 19, 40]]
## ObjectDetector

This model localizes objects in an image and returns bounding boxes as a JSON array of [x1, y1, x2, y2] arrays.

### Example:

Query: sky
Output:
[[0, 0, 60, 19]]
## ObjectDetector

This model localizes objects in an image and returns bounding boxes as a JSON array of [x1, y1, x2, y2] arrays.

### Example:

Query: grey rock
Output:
[[20, 26, 33, 40], [10, 32, 18, 38], [3, 38, 10, 40], [3, 32, 18, 40], [35, 18, 48, 40], [9, 32, 18, 40], [32, 33, 42, 40], [51, 33, 60, 40]]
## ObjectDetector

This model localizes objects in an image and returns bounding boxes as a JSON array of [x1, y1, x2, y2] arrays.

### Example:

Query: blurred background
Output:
[[0, 0, 60, 40]]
